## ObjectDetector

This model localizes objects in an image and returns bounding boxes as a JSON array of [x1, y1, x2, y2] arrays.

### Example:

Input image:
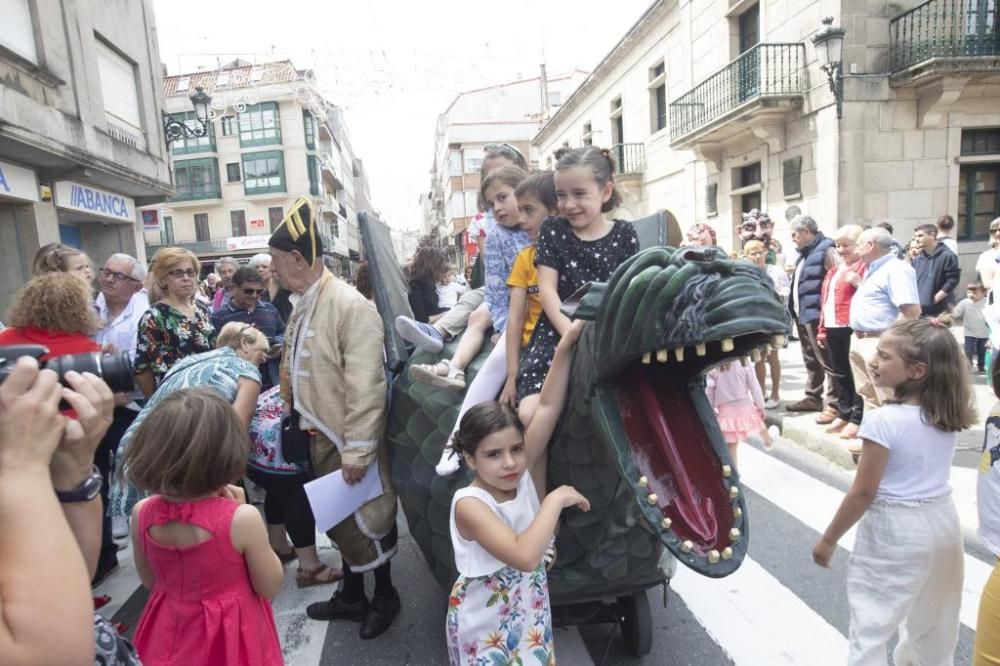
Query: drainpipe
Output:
[[539, 63, 549, 120]]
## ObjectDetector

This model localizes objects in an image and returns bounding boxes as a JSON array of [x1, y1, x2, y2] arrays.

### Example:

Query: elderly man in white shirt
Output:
[[849, 228, 921, 414], [91, 252, 149, 585]]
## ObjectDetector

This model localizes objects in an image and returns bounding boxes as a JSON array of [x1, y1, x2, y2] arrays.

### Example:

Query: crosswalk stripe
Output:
[[739, 444, 992, 631], [672, 555, 848, 665]]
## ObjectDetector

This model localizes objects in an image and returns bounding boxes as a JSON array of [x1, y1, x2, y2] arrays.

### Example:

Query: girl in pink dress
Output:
[[706, 361, 774, 469], [122, 388, 285, 666]]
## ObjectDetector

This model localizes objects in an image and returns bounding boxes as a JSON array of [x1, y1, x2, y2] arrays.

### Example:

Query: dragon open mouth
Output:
[[607, 333, 780, 576]]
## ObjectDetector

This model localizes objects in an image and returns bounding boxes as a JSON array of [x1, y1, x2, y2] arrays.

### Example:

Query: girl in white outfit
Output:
[[812, 318, 976, 666]]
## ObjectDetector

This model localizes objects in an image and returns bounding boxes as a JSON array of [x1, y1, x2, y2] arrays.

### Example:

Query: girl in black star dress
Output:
[[517, 147, 639, 441]]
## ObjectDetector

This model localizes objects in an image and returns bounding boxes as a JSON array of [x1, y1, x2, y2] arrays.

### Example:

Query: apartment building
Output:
[[428, 69, 588, 266], [0, 0, 173, 312], [143, 60, 368, 278], [532, 0, 1000, 276]]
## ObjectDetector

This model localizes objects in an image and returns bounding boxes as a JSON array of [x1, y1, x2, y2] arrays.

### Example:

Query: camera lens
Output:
[[46, 351, 135, 393]]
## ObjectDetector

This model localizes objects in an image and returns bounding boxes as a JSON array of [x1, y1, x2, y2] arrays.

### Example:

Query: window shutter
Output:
[[96, 39, 140, 128], [706, 183, 718, 217], [0, 0, 37, 63], [783, 156, 803, 199]]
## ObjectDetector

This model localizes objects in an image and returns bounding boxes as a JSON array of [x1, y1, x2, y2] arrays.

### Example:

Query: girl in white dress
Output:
[[446, 322, 589, 665]]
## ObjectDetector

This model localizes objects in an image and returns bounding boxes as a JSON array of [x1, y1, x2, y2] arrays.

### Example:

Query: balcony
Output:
[[105, 113, 146, 151], [610, 143, 645, 177], [669, 43, 805, 153], [890, 0, 1000, 86]]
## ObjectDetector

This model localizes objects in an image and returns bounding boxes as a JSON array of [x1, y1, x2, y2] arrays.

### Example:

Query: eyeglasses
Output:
[[99, 269, 139, 283], [167, 269, 198, 279], [241, 287, 265, 296], [991, 227, 1000, 235]]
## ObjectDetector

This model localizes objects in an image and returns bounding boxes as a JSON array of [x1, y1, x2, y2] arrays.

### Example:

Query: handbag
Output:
[[281, 410, 312, 465]]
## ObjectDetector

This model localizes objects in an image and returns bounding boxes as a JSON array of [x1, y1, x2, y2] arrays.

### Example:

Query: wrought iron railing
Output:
[[611, 143, 645, 174], [890, 0, 1000, 71], [669, 43, 805, 142]]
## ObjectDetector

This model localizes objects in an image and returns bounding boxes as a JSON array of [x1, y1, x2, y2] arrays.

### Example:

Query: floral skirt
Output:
[[446, 565, 554, 665], [716, 400, 764, 442]]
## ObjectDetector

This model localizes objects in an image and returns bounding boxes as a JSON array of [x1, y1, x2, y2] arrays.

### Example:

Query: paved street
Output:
[[95, 374, 991, 665]]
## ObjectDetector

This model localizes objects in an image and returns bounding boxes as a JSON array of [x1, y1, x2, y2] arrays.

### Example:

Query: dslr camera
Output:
[[0, 344, 135, 392]]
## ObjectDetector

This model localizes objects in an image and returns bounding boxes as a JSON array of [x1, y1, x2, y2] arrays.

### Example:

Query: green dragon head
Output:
[[560, 244, 790, 578]]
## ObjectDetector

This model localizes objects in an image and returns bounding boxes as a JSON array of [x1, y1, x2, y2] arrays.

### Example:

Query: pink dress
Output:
[[706, 363, 766, 442], [133, 496, 284, 666]]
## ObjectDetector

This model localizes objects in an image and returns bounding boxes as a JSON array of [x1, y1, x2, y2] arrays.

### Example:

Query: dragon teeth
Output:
[[730, 528, 742, 542], [641, 352, 652, 365], [695, 343, 706, 357], [729, 485, 740, 499], [681, 540, 693, 553], [772, 334, 786, 347], [733, 507, 743, 519], [722, 547, 733, 560], [763, 343, 773, 355], [721, 337, 734, 352], [722, 464, 731, 478], [661, 517, 672, 529], [708, 549, 720, 564], [638, 475, 648, 488], [750, 349, 761, 363], [674, 347, 684, 362], [646, 493, 658, 505], [656, 349, 669, 363]]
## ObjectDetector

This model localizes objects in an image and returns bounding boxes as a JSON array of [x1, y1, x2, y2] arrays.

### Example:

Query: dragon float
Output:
[[360, 213, 791, 655]]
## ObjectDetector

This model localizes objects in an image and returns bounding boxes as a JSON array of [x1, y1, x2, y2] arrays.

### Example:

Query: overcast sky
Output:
[[152, 0, 654, 231]]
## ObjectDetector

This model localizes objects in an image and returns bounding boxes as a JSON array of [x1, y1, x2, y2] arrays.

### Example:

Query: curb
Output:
[[764, 412, 857, 470]]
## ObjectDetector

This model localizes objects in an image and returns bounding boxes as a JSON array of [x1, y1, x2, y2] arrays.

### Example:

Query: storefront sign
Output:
[[0, 160, 39, 202], [142, 209, 160, 232], [226, 235, 271, 251], [250, 218, 265, 231], [53, 180, 135, 222]]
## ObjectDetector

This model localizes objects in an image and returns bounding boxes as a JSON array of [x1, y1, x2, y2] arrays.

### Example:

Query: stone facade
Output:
[[142, 60, 372, 279], [0, 0, 173, 313], [532, 0, 1000, 279]]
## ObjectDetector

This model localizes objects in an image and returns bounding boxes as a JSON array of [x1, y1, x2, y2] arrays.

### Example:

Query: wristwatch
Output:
[[55, 464, 103, 503]]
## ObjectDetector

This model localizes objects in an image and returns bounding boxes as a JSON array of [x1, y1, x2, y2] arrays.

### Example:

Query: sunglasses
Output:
[[99, 269, 139, 283], [241, 287, 265, 296], [167, 269, 197, 279], [992, 227, 1000, 234], [483, 142, 525, 160]]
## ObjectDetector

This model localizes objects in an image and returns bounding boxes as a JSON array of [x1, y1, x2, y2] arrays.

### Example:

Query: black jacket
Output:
[[407, 278, 446, 323], [913, 243, 961, 316]]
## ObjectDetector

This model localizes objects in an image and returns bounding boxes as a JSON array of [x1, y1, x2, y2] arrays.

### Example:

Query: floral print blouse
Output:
[[135, 302, 217, 380]]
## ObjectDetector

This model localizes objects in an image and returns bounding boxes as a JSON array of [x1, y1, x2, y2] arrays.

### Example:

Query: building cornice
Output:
[[533, 0, 669, 146]]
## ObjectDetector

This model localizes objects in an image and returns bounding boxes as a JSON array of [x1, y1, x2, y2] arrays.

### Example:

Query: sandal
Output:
[[411, 362, 465, 390], [296, 564, 344, 589], [273, 548, 298, 564]]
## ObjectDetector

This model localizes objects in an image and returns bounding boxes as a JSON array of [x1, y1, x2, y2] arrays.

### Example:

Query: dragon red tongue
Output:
[[633, 373, 718, 543]]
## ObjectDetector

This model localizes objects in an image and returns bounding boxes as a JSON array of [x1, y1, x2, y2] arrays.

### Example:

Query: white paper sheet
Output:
[[303, 462, 384, 533]]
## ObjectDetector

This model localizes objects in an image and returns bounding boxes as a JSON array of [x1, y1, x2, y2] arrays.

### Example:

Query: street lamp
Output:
[[162, 86, 213, 148], [812, 17, 846, 119]]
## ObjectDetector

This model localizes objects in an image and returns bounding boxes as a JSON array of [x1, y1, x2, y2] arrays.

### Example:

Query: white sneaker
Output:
[[763, 425, 780, 451], [435, 440, 461, 476], [764, 398, 780, 410]]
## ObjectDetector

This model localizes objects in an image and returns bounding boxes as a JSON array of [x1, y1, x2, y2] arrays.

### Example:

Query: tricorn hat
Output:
[[268, 197, 323, 266]]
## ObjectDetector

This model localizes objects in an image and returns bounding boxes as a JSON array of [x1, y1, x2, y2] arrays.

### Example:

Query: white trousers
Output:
[[449, 331, 509, 439], [847, 493, 964, 666]]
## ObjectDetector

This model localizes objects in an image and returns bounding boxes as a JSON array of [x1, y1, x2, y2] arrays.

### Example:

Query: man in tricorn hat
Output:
[[268, 197, 400, 638]]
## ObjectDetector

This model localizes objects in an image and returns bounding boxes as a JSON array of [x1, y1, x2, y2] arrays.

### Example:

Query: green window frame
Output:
[[171, 158, 221, 202], [226, 162, 241, 183], [307, 155, 320, 196], [220, 116, 236, 136], [169, 111, 216, 155], [238, 102, 281, 147], [242, 150, 286, 195], [303, 111, 316, 150], [160, 215, 174, 244]]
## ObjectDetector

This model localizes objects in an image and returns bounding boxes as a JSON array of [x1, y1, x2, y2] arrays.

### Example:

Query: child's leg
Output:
[[892, 497, 964, 666], [754, 360, 767, 399], [966, 336, 978, 368], [449, 304, 492, 372], [727, 441, 738, 470], [978, 337, 989, 372], [436, 338, 509, 475], [436, 288, 484, 340], [847, 500, 959, 665]]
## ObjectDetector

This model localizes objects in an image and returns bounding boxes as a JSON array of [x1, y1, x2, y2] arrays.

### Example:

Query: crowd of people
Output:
[[4, 138, 1000, 665]]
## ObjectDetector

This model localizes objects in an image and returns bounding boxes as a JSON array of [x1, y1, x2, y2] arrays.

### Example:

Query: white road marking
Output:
[[739, 444, 992, 631]]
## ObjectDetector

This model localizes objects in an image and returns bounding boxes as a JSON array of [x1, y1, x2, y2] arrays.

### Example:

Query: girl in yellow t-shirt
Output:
[[436, 172, 558, 477]]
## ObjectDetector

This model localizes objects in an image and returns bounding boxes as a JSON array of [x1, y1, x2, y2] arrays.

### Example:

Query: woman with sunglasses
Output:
[[109, 321, 268, 519], [134, 248, 217, 398]]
